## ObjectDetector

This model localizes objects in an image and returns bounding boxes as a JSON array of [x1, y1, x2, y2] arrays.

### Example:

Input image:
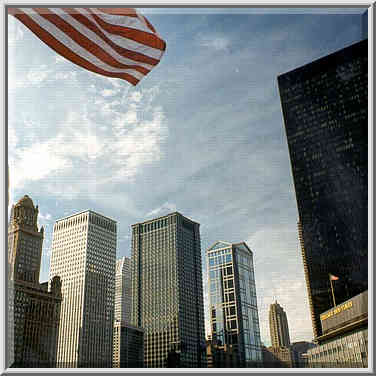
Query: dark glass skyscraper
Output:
[[131, 212, 206, 368], [278, 40, 368, 338]]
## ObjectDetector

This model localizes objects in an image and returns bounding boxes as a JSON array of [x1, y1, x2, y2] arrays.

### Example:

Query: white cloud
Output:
[[146, 202, 177, 218], [27, 65, 51, 85], [198, 34, 230, 51], [101, 88, 118, 97], [129, 91, 143, 103]]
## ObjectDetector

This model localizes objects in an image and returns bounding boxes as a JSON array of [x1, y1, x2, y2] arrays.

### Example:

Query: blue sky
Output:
[[8, 8, 365, 346]]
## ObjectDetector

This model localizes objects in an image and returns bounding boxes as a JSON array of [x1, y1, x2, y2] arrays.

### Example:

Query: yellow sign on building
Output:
[[321, 301, 353, 321]]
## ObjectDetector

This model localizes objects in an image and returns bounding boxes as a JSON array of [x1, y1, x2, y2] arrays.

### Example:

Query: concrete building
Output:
[[269, 301, 290, 348], [49, 210, 117, 367], [115, 256, 131, 323], [207, 241, 262, 367], [8, 195, 62, 367], [307, 290, 368, 368], [278, 40, 368, 338], [131, 212, 206, 368], [113, 321, 144, 368]]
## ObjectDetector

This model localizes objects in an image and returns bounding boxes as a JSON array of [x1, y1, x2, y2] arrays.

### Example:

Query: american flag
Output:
[[329, 273, 339, 281], [9, 7, 166, 85]]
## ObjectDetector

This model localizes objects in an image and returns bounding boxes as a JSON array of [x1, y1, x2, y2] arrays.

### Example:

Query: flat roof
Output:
[[55, 209, 117, 223]]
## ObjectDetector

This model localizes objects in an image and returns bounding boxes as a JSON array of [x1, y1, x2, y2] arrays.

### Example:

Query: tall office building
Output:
[[115, 256, 131, 323], [131, 212, 206, 368], [207, 241, 262, 367], [269, 301, 291, 348], [8, 195, 62, 367], [49, 210, 117, 367], [278, 40, 368, 338]]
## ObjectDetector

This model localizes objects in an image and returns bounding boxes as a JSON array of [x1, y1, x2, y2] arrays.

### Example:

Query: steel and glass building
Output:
[[49, 210, 117, 367], [207, 241, 262, 367], [131, 212, 206, 368], [269, 301, 291, 348], [115, 256, 131, 323], [278, 40, 368, 338]]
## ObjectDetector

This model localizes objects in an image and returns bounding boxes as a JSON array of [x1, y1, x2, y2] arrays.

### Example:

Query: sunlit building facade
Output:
[[115, 256, 131, 323], [269, 301, 291, 348], [50, 210, 117, 367], [278, 40, 368, 338], [207, 241, 262, 367]]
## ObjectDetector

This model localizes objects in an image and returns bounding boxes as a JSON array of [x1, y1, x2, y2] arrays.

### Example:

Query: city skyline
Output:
[[8, 7, 366, 347]]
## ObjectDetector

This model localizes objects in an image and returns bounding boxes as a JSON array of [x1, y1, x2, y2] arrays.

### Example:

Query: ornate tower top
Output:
[[10, 195, 40, 233]]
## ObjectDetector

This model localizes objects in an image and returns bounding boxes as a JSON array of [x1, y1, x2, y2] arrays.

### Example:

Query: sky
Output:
[[7, 7, 366, 347]]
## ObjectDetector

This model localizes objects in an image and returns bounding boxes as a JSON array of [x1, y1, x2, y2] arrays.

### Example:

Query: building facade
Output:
[[269, 301, 291, 348], [207, 241, 262, 367], [113, 321, 144, 368], [115, 256, 131, 323], [49, 210, 117, 367], [8, 195, 62, 367], [307, 290, 368, 368], [262, 345, 294, 368], [290, 341, 316, 367], [278, 40, 368, 338], [131, 212, 206, 368]]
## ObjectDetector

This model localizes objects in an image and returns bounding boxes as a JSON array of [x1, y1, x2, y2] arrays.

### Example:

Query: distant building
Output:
[[113, 321, 144, 368], [278, 40, 368, 338], [307, 290, 368, 368], [269, 301, 290, 348], [115, 257, 131, 323], [131, 212, 206, 368], [50, 210, 117, 367], [262, 345, 294, 368], [8, 195, 62, 367], [207, 241, 262, 367]]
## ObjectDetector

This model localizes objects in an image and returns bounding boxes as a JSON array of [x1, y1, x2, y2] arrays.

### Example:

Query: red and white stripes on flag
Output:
[[9, 7, 166, 85]]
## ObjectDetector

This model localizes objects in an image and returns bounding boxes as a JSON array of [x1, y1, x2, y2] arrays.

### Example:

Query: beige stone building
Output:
[[8, 195, 62, 367]]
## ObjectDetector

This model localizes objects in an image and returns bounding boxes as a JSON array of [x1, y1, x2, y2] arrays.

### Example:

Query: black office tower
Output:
[[278, 40, 368, 338]]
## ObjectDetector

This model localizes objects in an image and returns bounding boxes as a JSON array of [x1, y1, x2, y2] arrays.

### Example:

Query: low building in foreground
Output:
[[113, 321, 144, 368], [307, 290, 368, 368], [262, 345, 294, 368], [206, 339, 241, 368]]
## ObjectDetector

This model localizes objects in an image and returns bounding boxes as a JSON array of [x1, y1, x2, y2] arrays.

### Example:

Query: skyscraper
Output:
[[8, 195, 62, 367], [49, 210, 117, 367], [278, 40, 368, 338], [207, 241, 262, 367], [131, 212, 206, 368], [115, 256, 131, 323], [269, 301, 290, 348]]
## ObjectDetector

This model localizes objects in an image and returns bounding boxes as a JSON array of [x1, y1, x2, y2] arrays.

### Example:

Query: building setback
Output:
[[8, 195, 62, 367], [269, 301, 291, 348], [207, 241, 262, 367], [115, 256, 132, 324], [278, 40, 368, 338], [131, 212, 206, 368], [49, 210, 116, 367]]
